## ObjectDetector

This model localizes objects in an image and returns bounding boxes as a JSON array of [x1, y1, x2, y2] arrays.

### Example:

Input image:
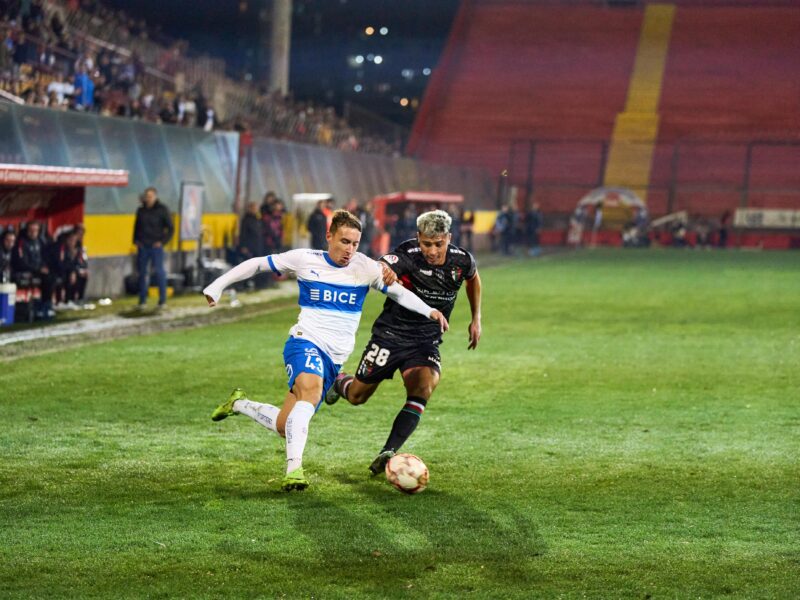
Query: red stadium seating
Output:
[[410, 1, 800, 224]]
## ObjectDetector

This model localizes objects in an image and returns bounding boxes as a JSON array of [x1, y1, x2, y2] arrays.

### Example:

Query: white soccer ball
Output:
[[385, 453, 429, 494]]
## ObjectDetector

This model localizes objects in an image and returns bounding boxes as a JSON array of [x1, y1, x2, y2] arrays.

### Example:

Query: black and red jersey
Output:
[[372, 239, 477, 345]]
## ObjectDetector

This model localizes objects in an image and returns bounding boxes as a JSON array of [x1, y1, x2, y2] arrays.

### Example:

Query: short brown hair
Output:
[[329, 209, 362, 234]]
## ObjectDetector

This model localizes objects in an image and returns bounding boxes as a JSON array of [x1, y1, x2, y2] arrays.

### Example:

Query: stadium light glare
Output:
[[354, 84, 363, 93], [365, 26, 375, 36], [380, 27, 389, 35], [400, 97, 409, 107], [367, 53, 375, 61], [374, 55, 383, 65], [355, 55, 364, 64], [423, 68, 432, 76]]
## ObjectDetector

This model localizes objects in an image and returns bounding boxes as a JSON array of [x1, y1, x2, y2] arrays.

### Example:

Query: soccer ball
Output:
[[385, 453, 429, 494]]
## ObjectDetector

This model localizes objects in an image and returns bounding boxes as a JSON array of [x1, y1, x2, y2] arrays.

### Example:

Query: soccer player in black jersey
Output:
[[325, 209, 482, 474]]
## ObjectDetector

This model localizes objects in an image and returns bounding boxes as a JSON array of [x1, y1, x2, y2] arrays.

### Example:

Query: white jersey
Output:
[[265, 249, 388, 364]]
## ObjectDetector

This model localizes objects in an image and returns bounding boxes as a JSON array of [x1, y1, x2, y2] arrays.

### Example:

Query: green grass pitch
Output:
[[2, 249, 799, 598]]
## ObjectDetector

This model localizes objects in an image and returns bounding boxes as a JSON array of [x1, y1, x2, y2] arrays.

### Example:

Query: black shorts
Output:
[[355, 336, 441, 384]]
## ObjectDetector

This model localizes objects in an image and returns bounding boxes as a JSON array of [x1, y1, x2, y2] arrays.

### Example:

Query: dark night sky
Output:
[[101, 0, 460, 126]]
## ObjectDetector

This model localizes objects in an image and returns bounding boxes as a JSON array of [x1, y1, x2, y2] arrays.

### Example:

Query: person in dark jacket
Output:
[[238, 201, 264, 262], [1, 229, 16, 284], [54, 228, 89, 305], [13, 221, 53, 318], [307, 200, 328, 250], [133, 187, 174, 308]]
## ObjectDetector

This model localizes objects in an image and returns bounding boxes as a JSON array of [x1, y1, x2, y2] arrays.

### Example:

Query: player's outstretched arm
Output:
[[385, 282, 449, 333], [203, 256, 266, 306], [466, 271, 482, 350]]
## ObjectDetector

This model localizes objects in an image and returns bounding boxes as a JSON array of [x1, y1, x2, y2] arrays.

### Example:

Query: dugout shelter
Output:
[[371, 191, 463, 255], [0, 163, 129, 235]]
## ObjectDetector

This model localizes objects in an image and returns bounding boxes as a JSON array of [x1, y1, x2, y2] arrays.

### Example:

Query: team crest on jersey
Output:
[[382, 254, 399, 264], [451, 267, 462, 281]]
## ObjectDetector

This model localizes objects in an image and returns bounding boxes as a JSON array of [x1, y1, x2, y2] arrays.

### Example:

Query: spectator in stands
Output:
[[54, 228, 88, 308], [12, 32, 35, 72], [0, 30, 12, 74], [12, 221, 53, 318], [73, 65, 94, 111], [133, 186, 173, 309], [307, 199, 328, 250], [526, 202, 542, 257], [237, 201, 264, 264], [47, 70, 74, 105], [1, 229, 15, 283]]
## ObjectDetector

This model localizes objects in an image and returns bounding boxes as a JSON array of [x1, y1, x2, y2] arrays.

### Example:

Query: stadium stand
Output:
[[408, 0, 800, 237], [0, 0, 399, 155]]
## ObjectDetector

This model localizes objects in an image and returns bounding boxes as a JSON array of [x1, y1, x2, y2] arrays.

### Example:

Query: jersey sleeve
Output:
[[366, 258, 389, 293], [266, 249, 306, 276], [379, 248, 414, 276], [464, 252, 478, 280]]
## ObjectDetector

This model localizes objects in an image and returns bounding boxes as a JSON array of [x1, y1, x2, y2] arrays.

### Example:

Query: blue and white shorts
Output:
[[282, 336, 341, 409]]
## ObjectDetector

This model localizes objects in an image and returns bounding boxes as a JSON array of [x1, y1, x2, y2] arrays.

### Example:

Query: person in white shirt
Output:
[[204, 209, 448, 491]]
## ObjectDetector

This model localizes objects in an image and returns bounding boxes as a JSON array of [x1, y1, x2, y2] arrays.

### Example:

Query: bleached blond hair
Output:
[[416, 210, 452, 237]]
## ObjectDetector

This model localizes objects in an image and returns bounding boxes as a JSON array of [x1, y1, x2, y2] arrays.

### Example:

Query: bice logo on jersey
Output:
[[309, 287, 358, 305], [300, 279, 367, 312]]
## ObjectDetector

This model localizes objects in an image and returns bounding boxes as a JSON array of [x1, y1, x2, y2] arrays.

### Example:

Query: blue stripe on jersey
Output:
[[267, 255, 281, 275], [298, 279, 369, 313], [323, 252, 344, 268]]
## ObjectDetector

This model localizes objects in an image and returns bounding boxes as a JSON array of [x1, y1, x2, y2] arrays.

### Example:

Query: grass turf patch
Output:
[[2, 249, 799, 598]]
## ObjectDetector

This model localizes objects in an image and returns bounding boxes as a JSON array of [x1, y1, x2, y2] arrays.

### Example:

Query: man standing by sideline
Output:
[[133, 187, 174, 308]]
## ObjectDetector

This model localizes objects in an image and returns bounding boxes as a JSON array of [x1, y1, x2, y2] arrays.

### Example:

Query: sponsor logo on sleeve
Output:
[[382, 254, 399, 264]]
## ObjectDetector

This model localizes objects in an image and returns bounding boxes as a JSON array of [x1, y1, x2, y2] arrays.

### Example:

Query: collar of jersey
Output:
[[323, 252, 345, 268]]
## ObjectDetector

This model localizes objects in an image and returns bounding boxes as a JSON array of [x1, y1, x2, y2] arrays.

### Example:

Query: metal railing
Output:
[[503, 138, 800, 214]]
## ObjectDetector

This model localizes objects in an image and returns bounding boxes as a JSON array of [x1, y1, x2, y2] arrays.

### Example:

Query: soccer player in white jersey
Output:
[[202, 210, 448, 491]]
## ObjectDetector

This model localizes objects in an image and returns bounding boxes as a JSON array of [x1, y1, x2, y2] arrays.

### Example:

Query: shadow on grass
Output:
[[276, 475, 545, 595]]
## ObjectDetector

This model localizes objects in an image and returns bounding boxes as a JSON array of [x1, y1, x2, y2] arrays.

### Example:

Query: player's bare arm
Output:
[[378, 260, 398, 285], [466, 271, 482, 350]]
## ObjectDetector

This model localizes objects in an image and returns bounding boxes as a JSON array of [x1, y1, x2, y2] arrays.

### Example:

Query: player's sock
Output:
[[381, 396, 428, 452], [336, 374, 354, 401], [285, 400, 315, 474], [233, 399, 280, 434]]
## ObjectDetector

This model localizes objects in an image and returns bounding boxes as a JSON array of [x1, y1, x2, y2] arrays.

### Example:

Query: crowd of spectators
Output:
[[0, 0, 400, 154], [1, 221, 89, 321]]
